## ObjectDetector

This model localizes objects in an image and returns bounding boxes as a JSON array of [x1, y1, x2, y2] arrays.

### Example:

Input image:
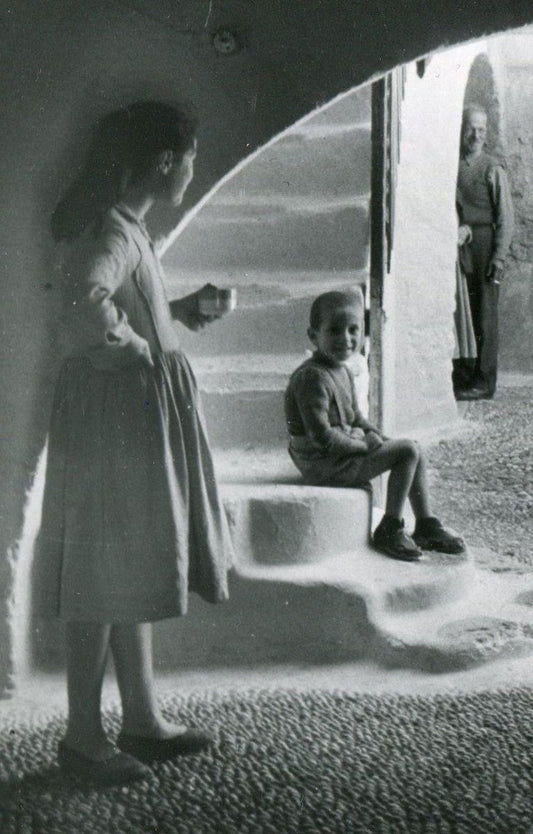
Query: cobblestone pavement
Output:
[[1, 689, 533, 834], [0, 384, 531, 833], [426, 383, 532, 573]]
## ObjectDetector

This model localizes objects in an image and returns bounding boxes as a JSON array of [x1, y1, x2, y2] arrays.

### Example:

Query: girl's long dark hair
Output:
[[51, 101, 197, 242]]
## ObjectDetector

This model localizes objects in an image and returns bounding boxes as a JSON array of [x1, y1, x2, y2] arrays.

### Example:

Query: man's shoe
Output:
[[58, 740, 151, 787], [372, 516, 422, 562], [413, 517, 466, 554], [117, 728, 212, 763], [455, 386, 490, 401]]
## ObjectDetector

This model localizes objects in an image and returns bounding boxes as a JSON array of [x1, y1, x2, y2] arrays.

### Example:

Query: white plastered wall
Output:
[[382, 42, 486, 438]]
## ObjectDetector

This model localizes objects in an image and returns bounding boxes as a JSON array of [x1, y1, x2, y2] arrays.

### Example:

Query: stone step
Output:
[[172, 281, 365, 356], [164, 270, 369, 355], [223, 483, 372, 567], [29, 450, 532, 676], [214, 127, 370, 202], [153, 546, 533, 673], [370, 563, 533, 672], [204, 195, 370, 215], [193, 354, 302, 392], [203, 388, 286, 447], [164, 268, 368, 298], [152, 545, 481, 670], [163, 202, 369, 273], [307, 87, 371, 127], [175, 295, 322, 358], [191, 354, 369, 447]]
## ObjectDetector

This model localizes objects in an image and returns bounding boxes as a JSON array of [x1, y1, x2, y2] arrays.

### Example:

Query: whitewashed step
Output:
[[165, 270, 368, 360], [203, 388, 286, 447], [369, 562, 533, 672], [163, 203, 369, 273], [176, 296, 323, 358], [308, 87, 371, 126], [215, 127, 370, 201], [191, 351, 369, 447], [164, 269, 368, 301], [154, 546, 533, 673], [193, 354, 301, 393], [190, 358, 293, 448], [153, 544, 479, 670], [192, 354, 369, 447], [223, 484, 372, 567]]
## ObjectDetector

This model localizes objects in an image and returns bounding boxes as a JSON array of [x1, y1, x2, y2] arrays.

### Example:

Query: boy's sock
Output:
[[413, 516, 465, 554]]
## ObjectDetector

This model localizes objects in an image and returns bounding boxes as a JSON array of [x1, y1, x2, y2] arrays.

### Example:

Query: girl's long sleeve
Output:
[[62, 219, 150, 370]]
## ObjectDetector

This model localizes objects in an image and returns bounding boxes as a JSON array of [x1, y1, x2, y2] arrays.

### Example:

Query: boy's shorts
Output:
[[289, 436, 372, 491]]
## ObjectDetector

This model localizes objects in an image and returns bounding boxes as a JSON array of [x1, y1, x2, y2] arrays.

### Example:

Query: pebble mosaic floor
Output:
[[1, 688, 532, 833]]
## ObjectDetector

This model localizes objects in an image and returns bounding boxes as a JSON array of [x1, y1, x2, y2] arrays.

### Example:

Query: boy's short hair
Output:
[[309, 289, 364, 330]]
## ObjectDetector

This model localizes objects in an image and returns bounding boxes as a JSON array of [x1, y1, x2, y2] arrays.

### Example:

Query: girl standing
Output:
[[34, 101, 233, 785]]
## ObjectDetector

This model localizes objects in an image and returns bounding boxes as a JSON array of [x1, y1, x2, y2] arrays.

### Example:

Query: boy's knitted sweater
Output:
[[284, 353, 375, 456]]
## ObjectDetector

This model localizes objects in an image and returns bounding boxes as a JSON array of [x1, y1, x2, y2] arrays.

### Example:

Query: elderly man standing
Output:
[[454, 105, 514, 400]]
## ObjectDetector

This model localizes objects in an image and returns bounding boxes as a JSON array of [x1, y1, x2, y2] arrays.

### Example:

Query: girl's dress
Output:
[[33, 204, 232, 623]]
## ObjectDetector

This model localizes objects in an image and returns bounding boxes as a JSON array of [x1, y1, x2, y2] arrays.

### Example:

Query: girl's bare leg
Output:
[[63, 621, 115, 759], [110, 622, 186, 738]]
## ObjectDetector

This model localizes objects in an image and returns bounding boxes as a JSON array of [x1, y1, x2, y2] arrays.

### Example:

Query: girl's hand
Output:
[[364, 431, 383, 451], [186, 309, 221, 331], [170, 285, 224, 331]]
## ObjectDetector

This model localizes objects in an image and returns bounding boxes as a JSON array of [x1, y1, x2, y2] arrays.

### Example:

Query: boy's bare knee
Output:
[[398, 438, 420, 463]]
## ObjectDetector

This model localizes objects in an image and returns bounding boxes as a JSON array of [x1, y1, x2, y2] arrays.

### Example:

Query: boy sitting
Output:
[[284, 289, 465, 561]]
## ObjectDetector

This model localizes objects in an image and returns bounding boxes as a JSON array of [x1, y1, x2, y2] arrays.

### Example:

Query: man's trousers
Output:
[[453, 224, 499, 396]]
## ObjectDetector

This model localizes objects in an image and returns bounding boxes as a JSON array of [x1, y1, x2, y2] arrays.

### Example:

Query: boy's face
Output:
[[308, 304, 363, 366]]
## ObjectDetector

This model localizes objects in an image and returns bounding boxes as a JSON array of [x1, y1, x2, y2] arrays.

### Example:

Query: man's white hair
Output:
[[462, 104, 488, 125]]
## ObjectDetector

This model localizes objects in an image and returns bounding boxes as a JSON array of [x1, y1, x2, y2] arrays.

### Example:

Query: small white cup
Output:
[[198, 287, 237, 316]]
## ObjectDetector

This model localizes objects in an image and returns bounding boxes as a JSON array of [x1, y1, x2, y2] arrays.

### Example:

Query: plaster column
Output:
[[383, 43, 486, 438]]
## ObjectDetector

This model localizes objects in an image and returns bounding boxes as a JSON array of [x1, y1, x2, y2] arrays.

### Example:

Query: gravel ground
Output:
[[1, 689, 533, 834], [426, 384, 533, 573]]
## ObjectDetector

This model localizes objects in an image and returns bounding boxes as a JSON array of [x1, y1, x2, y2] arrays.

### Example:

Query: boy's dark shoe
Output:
[[372, 516, 422, 562], [413, 517, 466, 554]]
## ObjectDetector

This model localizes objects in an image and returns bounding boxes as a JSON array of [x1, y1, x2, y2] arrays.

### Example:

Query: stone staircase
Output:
[[152, 531, 533, 672], [161, 84, 533, 676], [163, 87, 372, 444]]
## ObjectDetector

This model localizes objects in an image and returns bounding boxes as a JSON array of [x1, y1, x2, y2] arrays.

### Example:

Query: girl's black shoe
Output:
[[58, 740, 151, 787], [117, 728, 212, 763]]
